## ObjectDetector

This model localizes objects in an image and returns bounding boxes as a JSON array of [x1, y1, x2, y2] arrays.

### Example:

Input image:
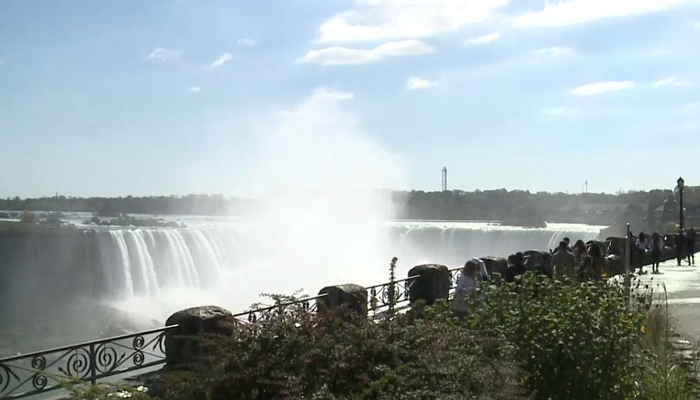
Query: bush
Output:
[[464, 273, 694, 400], [63, 274, 698, 400], [159, 296, 523, 400]]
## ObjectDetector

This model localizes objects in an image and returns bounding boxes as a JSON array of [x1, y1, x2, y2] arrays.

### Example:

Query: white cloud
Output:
[[147, 48, 183, 61], [314, 0, 508, 43], [209, 53, 232, 68], [187, 86, 202, 93], [296, 40, 435, 66], [686, 102, 700, 109], [652, 76, 684, 88], [464, 33, 500, 45], [406, 76, 439, 90], [534, 46, 575, 56], [237, 38, 257, 47], [682, 123, 699, 131], [695, 20, 700, 29], [518, 0, 697, 27], [571, 81, 635, 96]]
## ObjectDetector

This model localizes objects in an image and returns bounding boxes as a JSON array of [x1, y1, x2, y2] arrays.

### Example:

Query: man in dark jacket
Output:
[[504, 252, 527, 283], [676, 231, 687, 266]]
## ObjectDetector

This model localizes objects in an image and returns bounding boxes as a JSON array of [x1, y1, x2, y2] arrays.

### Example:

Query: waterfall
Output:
[[90, 222, 604, 302]]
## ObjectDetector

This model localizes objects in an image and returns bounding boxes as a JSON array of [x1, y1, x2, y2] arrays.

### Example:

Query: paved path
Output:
[[628, 253, 700, 344]]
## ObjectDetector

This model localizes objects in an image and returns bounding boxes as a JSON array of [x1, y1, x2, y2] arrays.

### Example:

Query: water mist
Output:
[[112, 88, 410, 323]]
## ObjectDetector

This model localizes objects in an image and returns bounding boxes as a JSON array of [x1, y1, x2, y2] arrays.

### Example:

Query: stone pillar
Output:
[[407, 264, 450, 306], [316, 284, 368, 319], [164, 305, 233, 368]]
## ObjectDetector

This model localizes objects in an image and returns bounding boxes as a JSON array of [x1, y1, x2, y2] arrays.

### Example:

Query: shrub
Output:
[[59, 275, 698, 400], [465, 273, 653, 400], [160, 295, 523, 400]]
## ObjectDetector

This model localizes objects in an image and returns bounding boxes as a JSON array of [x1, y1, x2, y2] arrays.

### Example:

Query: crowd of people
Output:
[[454, 229, 699, 306]]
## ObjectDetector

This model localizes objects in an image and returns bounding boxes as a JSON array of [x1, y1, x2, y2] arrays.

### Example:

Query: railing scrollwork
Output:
[[0, 326, 172, 400], [367, 276, 415, 312]]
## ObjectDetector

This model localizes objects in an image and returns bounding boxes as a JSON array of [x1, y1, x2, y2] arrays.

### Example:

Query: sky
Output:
[[1, 0, 699, 198]]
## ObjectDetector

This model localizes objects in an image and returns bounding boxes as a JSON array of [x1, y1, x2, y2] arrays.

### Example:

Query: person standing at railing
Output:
[[573, 240, 588, 262], [452, 258, 487, 317], [588, 242, 608, 279], [504, 252, 527, 283], [551, 241, 576, 279]]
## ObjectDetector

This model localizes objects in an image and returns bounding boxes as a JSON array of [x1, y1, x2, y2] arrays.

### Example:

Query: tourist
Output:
[[635, 232, 650, 274], [563, 237, 572, 252], [588, 242, 608, 280], [573, 240, 588, 262], [504, 252, 527, 283], [470, 257, 490, 281], [524, 254, 552, 278], [551, 241, 576, 279], [650, 232, 664, 273], [676, 230, 687, 266], [453, 258, 483, 317], [686, 228, 696, 266], [578, 255, 596, 281]]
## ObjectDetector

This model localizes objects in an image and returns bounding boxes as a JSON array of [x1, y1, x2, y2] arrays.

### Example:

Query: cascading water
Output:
[[89, 221, 604, 311], [0, 219, 606, 357]]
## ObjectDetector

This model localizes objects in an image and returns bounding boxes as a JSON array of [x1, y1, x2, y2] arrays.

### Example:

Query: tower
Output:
[[442, 167, 448, 192]]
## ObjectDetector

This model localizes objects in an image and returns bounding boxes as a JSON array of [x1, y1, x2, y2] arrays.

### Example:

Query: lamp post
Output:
[[678, 177, 685, 231]]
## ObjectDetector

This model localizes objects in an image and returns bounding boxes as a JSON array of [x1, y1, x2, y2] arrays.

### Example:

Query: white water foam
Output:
[[99, 221, 604, 323]]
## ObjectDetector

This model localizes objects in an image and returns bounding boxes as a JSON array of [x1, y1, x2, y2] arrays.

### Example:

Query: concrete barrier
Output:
[[406, 264, 450, 306], [164, 305, 233, 368], [316, 284, 368, 319]]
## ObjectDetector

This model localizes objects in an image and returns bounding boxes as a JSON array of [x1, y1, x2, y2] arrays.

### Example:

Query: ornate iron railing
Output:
[[0, 268, 465, 400], [367, 275, 417, 313], [0, 325, 173, 400], [449, 267, 462, 288], [233, 293, 327, 324]]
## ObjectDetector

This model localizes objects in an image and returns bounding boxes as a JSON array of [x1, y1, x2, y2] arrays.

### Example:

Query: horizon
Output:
[[1, 185, 694, 202], [1, 0, 699, 198]]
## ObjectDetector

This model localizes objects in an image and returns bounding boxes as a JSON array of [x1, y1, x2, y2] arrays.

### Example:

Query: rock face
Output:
[[164, 305, 233, 368], [317, 284, 368, 318], [407, 264, 450, 306]]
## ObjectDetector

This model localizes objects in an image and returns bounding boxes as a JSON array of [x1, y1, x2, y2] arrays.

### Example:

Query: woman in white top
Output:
[[452, 258, 489, 316]]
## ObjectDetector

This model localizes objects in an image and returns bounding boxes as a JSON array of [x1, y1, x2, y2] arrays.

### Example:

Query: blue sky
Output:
[[1, 0, 699, 198]]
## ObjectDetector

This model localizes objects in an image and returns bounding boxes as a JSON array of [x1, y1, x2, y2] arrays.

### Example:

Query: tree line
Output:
[[1, 187, 699, 227]]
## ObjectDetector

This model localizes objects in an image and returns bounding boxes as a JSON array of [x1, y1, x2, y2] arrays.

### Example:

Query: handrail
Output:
[[365, 275, 419, 291], [0, 269, 465, 400], [0, 325, 179, 364]]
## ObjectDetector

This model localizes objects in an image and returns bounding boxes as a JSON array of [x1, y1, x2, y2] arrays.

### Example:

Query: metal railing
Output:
[[0, 325, 172, 400], [0, 267, 464, 400]]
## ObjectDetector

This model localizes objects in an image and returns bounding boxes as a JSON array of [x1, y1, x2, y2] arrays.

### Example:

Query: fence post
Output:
[[624, 222, 631, 299], [89, 343, 97, 385], [388, 257, 397, 316]]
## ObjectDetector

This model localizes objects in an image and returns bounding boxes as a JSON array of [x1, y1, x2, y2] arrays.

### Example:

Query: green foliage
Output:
[[465, 273, 695, 400], [52, 277, 700, 400], [2, 187, 700, 223], [160, 296, 521, 400]]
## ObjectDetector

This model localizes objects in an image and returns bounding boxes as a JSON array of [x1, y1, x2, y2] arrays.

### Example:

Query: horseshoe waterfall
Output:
[[0, 221, 604, 356]]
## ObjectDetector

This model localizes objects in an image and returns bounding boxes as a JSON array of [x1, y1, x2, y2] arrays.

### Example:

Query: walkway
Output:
[[632, 252, 700, 344]]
